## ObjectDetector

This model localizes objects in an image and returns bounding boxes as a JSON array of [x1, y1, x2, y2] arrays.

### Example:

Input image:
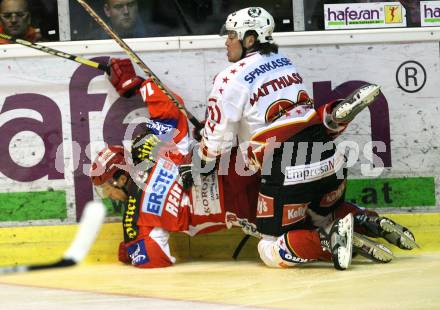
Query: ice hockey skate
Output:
[[354, 215, 419, 250], [332, 83, 381, 123], [353, 232, 394, 263], [320, 213, 354, 270], [379, 217, 419, 250]]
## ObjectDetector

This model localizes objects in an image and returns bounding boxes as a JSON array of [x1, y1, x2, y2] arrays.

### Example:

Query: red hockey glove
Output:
[[118, 241, 130, 264], [109, 58, 144, 98]]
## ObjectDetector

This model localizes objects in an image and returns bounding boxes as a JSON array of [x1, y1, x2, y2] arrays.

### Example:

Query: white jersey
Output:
[[200, 52, 320, 162]]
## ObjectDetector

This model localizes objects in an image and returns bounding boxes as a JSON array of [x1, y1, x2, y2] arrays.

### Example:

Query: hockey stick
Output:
[[232, 235, 250, 260], [225, 212, 262, 260], [172, 0, 193, 34], [0, 33, 109, 73], [76, 0, 203, 130], [0, 201, 106, 274]]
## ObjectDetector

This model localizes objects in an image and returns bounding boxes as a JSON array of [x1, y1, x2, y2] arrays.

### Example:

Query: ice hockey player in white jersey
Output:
[[197, 7, 417, 270]]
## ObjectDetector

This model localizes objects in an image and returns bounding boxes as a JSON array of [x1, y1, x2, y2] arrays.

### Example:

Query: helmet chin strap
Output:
[[239, 37, 259, 60], [240, 42, 247, 60]]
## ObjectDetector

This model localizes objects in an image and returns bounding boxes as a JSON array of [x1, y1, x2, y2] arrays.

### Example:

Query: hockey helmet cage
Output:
[[90, 145, 127, 186], [221, 7, 275, 43]]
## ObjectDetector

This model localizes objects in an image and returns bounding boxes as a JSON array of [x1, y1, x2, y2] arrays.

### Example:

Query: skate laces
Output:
[[354, 214, 369, 224], [318, 228, 331, 252]]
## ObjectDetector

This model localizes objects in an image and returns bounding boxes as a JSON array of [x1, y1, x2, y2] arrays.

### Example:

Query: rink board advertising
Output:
[[421, 1, 440, 27], [0, 38, 438, 224], [324, 2, 407, 30]]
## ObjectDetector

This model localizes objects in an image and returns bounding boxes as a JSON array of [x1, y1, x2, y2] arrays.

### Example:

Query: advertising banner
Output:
[[421, 1, 440, 27], [324, 2, 407, 30], [0, 40, 438, 225]]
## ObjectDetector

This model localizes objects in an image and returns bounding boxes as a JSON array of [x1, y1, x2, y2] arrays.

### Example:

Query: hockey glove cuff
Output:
[[109, 58, 144, 98]]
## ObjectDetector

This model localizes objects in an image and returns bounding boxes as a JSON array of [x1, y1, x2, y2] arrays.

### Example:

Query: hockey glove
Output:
[[178, 164, 193, 190], [178, 150, 217, 190], [194, 145, 217, 176], [192, 120, 206, 142], [118, 242, 130, 264], [109, 58, 144, 98]]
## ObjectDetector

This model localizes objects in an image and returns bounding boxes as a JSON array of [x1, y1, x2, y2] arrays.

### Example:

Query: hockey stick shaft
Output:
[[0, 33, 109, 73], [0, 201, 106, 275], [232, 235, 250, 260], [173, 0, 193, 34], [76, 0, 203, 130], [0, 258, 77, 274]]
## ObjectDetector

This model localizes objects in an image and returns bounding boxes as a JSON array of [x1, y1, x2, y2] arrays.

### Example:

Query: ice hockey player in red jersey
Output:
[[91, 142, 262, 268], [90, 76, 261, 268]]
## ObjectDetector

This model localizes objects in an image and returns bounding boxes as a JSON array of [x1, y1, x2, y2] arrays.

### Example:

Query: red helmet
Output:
[[90, 145, 127, 186]]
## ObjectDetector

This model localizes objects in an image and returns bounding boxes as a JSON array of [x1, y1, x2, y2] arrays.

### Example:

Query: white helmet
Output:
[[221, 7, 275, 43]]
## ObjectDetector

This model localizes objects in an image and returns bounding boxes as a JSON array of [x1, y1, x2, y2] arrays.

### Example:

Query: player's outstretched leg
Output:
[[353, 232, 394, 263], [354, 214, 419, 250], [320, 213, 354, 270], [332, 83, 381, 123]]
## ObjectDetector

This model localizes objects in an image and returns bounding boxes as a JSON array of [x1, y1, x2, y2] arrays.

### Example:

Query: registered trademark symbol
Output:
[[396, 60, 426, 93]]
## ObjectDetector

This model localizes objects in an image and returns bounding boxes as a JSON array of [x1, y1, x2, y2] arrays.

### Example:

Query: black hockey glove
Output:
[[192, 120, 206, 142], [178, 164, 193, 190], [191, 148, 217, 176]]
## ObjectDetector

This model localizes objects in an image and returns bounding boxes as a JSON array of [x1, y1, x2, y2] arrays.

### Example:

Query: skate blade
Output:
[[334, 84, 381, 122], [381, 221, 420, 249], [359, 84, 381, 105], [335, 214, 354, 270], [353, 232, 394, 263]]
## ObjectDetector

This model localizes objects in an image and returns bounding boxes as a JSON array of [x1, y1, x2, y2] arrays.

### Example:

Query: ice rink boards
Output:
[[1, 213, 439, 310]]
